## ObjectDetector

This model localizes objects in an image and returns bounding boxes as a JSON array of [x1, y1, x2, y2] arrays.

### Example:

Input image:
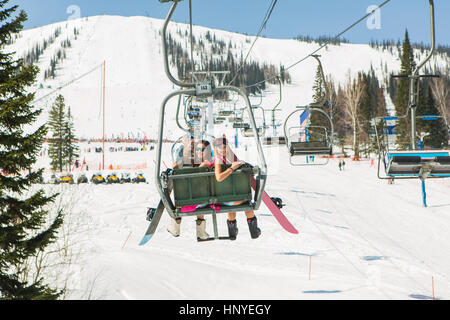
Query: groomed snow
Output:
[[8, 15, 450, 300], [35, 143, 450, 300]]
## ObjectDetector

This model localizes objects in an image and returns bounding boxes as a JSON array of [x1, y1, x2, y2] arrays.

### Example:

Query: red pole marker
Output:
[[122, 231, 132, 250], [432, 276, 435, 300], [309, 256, 312, 280], [102, 60, 106, 170]]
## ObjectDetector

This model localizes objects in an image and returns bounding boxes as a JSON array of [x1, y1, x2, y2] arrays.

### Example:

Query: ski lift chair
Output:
[[219, 110, 234, 116], [288, 126, 332, 156], [233, 122, 250, 129], [283, 107, 334, 166], [164, 163, 260, 241], [370, 0, 450, 207], [154, 0, 267, 241], [386, 150, 450, 178], [372, 114, 450, 208], [157, 91, 266, 241], [242, 127, 263, 137], [263, 136, 286, 145], [373, 115, 450, 179]]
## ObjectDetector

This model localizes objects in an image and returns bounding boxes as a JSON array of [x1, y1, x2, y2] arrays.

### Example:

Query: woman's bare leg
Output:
[[244, 210, 255, 219], [228, 212, 236, 220]]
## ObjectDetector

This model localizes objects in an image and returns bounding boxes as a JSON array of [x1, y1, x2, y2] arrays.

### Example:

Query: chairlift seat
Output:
[[219, 111, 234, 116], [264, 136, 286, 145], [169, 165, 253, 215], [233, 122, 250, 129], [229, 117, 243, 123], [436, 156, 450, 165], [289, 141, 332, 156], [387, 151, 450, 177], [242, 128, 263, 137], [188, 112, 201, 118]]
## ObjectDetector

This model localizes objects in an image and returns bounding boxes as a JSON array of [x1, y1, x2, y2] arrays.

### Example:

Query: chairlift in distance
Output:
[[371, 0, 450, 207], [283, 105, 334, 166]]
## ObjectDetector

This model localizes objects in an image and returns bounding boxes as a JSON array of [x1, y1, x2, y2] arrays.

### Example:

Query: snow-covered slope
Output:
[[7, 15, 447, 140], [35, 144, 450, 300], [6, 16, 450, 300]]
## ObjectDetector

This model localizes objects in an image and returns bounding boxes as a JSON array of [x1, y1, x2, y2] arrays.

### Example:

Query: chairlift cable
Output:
[[33, 62, 104, 104], [245, 0, 392, 89], [226, 0, 278, 86]]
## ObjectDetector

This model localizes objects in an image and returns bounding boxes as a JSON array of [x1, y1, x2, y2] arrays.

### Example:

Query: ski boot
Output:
[[167, 217, 182, 237], [196, 218, 210, 241], [247, 216, 261, 239], [270, 197, 284, 209], [146, 207, 156, 221], [227, 219, 238, 240]]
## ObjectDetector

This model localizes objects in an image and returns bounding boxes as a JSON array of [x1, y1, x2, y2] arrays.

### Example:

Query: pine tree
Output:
[[310, 66, 328, 129], [0, 1, 63, 300], [394, 30, 416, 148], [64, 106, 79, 169], [47, 95, 66, 172], [312, 65, 325, 104]]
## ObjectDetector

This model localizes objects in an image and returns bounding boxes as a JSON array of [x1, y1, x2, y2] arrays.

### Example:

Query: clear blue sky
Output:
[[9, 0, 450, 45]]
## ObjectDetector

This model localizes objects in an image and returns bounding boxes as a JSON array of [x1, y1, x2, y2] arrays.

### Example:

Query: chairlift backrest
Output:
[[170, 165, 252, 210]]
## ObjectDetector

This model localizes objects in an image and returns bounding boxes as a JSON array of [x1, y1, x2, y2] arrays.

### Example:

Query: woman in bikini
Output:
[[167, 139, 212, 240], [212, 137, 261, 240]]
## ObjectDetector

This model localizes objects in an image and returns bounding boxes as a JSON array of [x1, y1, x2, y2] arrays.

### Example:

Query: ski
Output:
[[139, 200, 165, 245], [250, 176, 299, 234], [228, 149, 299, 234]]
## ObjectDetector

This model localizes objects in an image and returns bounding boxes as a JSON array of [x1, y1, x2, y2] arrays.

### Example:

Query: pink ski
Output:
[[250, 177, 299, 234], [227, 149, 299, 234]]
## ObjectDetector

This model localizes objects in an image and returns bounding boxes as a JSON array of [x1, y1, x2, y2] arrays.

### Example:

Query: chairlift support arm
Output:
[[270, 76, 282, 135], [284, 107, 334, 145], [156, 87, 267, 217], [409, 0, 436, 150], [161, 0, 195, 88]]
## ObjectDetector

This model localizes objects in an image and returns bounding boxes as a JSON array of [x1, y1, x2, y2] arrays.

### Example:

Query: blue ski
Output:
[[139, 200, 165, 245]]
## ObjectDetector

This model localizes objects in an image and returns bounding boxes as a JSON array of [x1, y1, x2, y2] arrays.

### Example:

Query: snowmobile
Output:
[[132, 173, 146, 183], [77, 174, 88, 184], [91, 173, 105, 184], [58, 174, 74, 184], [120, 172, 132, 183], [49, 174, 59, 184], [106, 172, 120, 184]]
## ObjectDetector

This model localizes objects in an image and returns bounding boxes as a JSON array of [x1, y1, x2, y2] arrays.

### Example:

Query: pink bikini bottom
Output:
[[180, 201, 243, 213]]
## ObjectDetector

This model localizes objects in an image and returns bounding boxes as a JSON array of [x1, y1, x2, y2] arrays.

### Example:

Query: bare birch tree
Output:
[[344, 73, 365, 159], [430, 75, 449, 131]]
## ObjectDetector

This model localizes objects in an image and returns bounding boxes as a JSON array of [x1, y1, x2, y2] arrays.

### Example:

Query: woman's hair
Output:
[[213, 137, 227, 147], [200, 140, 210, 148], [196, 140, 212, 164]]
